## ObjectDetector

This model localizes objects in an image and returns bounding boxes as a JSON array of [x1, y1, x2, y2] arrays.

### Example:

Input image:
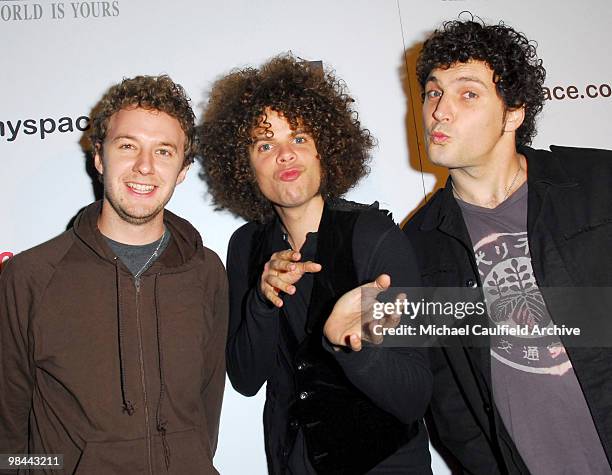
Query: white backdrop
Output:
[[2, 0, 612, 473]]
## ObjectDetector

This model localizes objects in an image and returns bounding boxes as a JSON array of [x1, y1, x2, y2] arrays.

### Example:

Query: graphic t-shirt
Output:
[[458, 182, 609, 475]]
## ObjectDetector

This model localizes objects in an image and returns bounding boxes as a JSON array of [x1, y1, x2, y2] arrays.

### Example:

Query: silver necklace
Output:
[[452, 165, 522, 205], [134, 229, 168, 279]]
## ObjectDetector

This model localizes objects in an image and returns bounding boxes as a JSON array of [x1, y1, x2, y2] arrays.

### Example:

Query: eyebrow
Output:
[[251, 128, 310, 143], [110, 135, 178, 151], [110, 134, 137, 143], [251, 134, 271, 145], [158, 142, 178, 152], [425, 75, 489, 89]]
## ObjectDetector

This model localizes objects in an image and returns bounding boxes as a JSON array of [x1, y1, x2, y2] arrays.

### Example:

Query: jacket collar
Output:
[[521, 145, 578, 187], [419, 145, 577, 233], [419, 178, 463, 234]]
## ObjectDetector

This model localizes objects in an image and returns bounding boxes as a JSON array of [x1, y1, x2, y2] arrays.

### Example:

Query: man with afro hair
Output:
[[199, 54, 433, 474], [403, 17, 612, 475]]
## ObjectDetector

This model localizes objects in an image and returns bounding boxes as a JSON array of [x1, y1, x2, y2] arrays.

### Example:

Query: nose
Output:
[[276, 142, 296, 164], [133, 149, 154, 175], [432, 94, 452, 122]]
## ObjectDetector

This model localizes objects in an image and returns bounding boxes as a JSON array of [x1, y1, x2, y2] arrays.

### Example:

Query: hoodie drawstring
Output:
[[115, 260, 135, 416], [154, 274, 171, 470]]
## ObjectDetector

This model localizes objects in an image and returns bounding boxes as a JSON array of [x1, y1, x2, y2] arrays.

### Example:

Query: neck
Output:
[[98, 201, 166, 245], [450, 150, 526, 209], [275, 195, 324, 251]]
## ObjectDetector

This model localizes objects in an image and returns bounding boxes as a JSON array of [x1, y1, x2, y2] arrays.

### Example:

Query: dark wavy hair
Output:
[[198, 54, 374, 222], [90, 75, 196, 166], [416, 17, 546, 146]]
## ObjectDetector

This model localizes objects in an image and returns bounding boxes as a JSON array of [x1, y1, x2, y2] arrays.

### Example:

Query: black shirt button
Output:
[[299, 391, 310, 400], [465, 279, 477, 287], [484, 403, 492, 413], [289, 419, 299, 429]]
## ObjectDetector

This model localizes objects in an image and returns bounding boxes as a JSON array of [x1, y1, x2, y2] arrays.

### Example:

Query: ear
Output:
[[504, 106, 525, 133], [94, 143, 104, 175], [175, 163, 190, 186]]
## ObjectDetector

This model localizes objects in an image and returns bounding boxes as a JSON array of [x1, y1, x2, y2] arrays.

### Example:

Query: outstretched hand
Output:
[[324, 274, 405, 351], [260, 250, 322, 308]]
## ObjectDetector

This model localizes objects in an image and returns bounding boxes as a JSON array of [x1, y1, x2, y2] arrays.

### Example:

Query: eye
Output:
[[119, 143, 135, 150], [294, 136, 307, 144], [425, 89, 441, 100], [258, 143, 272, 152], [463, 91, 478, 99], [156, 148, 174, 157]]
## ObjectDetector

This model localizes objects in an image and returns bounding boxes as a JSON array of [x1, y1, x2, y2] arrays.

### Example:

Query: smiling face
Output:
[[94, 106, 188, 229], [248, 109, 322, 214], [422, 60, 523, 170]]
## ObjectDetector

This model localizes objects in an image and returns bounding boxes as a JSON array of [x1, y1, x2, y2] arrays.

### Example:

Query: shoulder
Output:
[[551, 145, 612, 177], [528, 144, 612, 176], [0, 229, 75, 290], [351, 204, 416, 259], [327, 198, 396, 231], [353, 206, 398, 239], [402, 189, 445, 237], [199, 246, 226, 274], [227, 221, 263, 258], [229, 221, 262, 247], [549, 144, 612, 162], [225, 220, 270, 273], [5, 230, 75, 275], [524, 145, 612, 195]]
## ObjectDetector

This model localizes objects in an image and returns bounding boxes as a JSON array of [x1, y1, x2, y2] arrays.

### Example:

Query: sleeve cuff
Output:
[[247, 285, 279, 317]]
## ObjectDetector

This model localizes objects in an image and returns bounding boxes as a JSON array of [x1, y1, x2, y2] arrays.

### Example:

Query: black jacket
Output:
[[403, 146, 612, 474], [226, 203, 433, 474]]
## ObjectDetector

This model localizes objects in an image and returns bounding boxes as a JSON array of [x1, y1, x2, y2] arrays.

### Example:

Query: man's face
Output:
[[422, 60, 518, 169], [249, 109, 322, 212], [94, 106, 188, 226]]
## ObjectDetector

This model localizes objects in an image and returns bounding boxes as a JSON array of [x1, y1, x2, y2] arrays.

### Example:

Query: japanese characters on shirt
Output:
[[474, 232, 571, 374]]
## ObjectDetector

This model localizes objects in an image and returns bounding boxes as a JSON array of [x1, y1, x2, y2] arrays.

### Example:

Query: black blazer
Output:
[[403, 145, 612, 474]]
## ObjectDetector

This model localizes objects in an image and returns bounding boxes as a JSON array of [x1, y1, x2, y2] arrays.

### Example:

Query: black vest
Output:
[[248, 202, 417, 474]]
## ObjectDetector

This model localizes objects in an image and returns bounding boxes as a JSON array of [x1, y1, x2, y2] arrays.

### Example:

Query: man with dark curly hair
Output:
[[0, 75, 228, 474], [199, 54, 433, 474], [403, 18, 612, 474]]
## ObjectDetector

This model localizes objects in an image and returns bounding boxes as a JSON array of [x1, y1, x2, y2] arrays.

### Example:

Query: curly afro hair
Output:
[[416, 17, 546, 146], [198, 53, 374, 222], [90, 75, 196, 167]]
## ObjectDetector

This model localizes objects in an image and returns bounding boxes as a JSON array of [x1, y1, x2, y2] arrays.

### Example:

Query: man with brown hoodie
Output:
[[0, 75, 228, 474]]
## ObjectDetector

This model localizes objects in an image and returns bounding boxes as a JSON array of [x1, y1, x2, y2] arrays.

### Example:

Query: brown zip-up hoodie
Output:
[[0, 201, 228, 474]]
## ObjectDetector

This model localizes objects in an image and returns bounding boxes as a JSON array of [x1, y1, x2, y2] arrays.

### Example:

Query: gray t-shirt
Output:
[[458, 182, 609, 475], [105, 229, 170, 277]]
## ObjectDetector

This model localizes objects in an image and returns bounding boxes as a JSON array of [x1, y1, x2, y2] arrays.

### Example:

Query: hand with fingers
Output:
[[324, 274, 406, 352], [260, 249, 322, 308]]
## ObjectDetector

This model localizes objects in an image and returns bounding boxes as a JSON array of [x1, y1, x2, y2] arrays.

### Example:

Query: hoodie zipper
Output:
[[135, 277, 154, 475]]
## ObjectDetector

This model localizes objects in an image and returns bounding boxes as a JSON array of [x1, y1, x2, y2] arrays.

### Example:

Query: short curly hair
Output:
[[90, 74, 196, 166], [416, 17, 546, 146], [198, 54, 374, 222]]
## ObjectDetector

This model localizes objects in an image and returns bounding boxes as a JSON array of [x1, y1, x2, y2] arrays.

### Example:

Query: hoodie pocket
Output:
[[74, 429, 215, 474], [153, 427, 217, 474], [74, 438, 147, 474]]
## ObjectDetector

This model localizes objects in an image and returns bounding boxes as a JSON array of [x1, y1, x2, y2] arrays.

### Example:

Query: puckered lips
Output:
[[429, 130, 450, 145], [277, 167, 302, 182], [126, 181, 157, 196]]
